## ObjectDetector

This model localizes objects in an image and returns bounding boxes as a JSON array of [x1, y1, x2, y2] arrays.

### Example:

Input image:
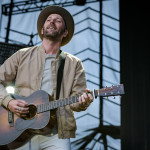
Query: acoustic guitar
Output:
[[0, 84, 124, 149]]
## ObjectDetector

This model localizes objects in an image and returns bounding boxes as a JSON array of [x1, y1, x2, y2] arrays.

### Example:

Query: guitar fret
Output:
[[40, 105, 42, 113], [57, 101, 59, 108], [69, 98, 72, 104], [45, 105, 48, 111], [51, 101, 53, 109], [40, 104, 43, 112], [47, 103, 50, 110], [37, 105, 40, 113], [55, 101, 57, 108], [52, 101, 54, 109], [64, 99, 66, 105], [53, 101, 55, 109], [49, 102, 52, 110], [54, 101, 56, 109], [54, 101, 56, 108], [72, 97, 74, 103], [73, 96, 77, 103], [46, 104, 49, 111], [41, 104, 43, 112], [42, 104, 45, 112], [62, 100, 64, 106], [44, 104, 46, 111], [67, 98, 70, 105], [76, 96, 79, 103], [43, 104, 45, 111], [66, 98, 68, 105], [60, 100, 62, 107]]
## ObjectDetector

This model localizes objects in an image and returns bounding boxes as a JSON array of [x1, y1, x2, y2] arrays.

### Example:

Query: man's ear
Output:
[[63, 29, 68, 38]]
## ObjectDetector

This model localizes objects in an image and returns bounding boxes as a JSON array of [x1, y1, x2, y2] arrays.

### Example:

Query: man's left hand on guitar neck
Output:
[[78, 89, 94, 109]]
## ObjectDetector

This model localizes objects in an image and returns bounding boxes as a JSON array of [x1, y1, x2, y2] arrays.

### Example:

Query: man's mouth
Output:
[[48, 26, 56, 30]]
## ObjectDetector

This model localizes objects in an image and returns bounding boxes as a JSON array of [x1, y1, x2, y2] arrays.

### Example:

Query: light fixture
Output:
[[75, 0, 86, 6], [6, 86, 15, 94]]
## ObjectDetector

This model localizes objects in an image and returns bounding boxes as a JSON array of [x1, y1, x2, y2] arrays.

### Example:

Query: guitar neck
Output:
[[37, 84, 124, 114], [37, 95, 80, 114]]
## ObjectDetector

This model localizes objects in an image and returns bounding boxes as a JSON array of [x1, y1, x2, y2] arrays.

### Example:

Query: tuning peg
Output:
[[111, 85, 113, 89]]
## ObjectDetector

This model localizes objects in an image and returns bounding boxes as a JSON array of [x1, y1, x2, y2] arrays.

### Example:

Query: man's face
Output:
[[42, 14, 68, 41]]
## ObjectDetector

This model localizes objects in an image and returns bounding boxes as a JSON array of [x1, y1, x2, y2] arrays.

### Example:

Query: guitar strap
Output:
[[56, 51, 66, 100]]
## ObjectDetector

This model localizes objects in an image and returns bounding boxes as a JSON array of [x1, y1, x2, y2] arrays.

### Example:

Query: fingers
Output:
[[79, 94, 87, 105], [85, 89, 93, 102], [17, 99, 28, 107], [17, 100, 29, 112], [16, 106, 29, 114], [85, 88, 91, 93], [79, 90, 94, 109], [8, 99, 29, 117], [16, 112, 27, 117], [87, 93, 93, 103]]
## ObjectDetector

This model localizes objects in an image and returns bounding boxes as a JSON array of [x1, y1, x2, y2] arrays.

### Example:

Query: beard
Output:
[[42, 26, 65, 41]]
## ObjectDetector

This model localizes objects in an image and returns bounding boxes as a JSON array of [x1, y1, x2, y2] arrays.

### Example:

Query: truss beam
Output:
[[2, 0, 99, 15]]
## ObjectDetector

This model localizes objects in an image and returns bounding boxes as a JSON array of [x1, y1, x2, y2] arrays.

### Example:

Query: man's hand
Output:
[[8, 99, 29, 117], [79, 89, 93, 109]]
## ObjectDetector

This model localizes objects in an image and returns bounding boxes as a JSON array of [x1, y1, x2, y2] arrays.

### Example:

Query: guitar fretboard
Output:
[[37, 84, 124, 114], [37, 95, 80, 114]]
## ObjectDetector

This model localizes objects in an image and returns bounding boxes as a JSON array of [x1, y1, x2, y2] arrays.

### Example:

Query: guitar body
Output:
[[0, 90, 56, 149]]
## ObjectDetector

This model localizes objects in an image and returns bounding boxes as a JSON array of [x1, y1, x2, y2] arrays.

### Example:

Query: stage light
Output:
[[6, 86, 15, 94], [75, 0, 86, 6]]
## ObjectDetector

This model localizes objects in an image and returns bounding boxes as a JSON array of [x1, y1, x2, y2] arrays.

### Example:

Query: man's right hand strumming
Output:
[[8, 99, 29, 117]]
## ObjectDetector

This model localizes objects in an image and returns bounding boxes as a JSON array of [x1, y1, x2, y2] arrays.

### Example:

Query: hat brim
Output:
[[37, 5, 74, 46]]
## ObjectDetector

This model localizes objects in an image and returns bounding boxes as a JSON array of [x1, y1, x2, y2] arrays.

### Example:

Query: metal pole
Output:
[[99, 0, 103, 127], [99, 1, 107, 149], [5, 0, 13, 43]]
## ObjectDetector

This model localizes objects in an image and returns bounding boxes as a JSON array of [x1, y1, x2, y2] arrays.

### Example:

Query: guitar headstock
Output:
[[94, 84, 125, 98]]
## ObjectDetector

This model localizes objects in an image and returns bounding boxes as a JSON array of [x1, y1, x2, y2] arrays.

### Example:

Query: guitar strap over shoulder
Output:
[[56, 51, 66, 100]]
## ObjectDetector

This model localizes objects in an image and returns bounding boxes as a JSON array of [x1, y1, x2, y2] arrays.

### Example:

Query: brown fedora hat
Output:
[[37, 5, 74, 46]]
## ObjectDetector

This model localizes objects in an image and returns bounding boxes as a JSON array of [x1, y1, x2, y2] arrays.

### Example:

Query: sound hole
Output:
[[23, 104, 37, 120]]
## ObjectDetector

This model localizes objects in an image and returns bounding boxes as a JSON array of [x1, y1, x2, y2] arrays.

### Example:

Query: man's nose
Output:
[[50, 19, 54, 24]]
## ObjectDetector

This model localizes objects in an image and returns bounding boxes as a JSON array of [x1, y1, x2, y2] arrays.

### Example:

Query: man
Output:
[[0, 5, 93, 150]]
